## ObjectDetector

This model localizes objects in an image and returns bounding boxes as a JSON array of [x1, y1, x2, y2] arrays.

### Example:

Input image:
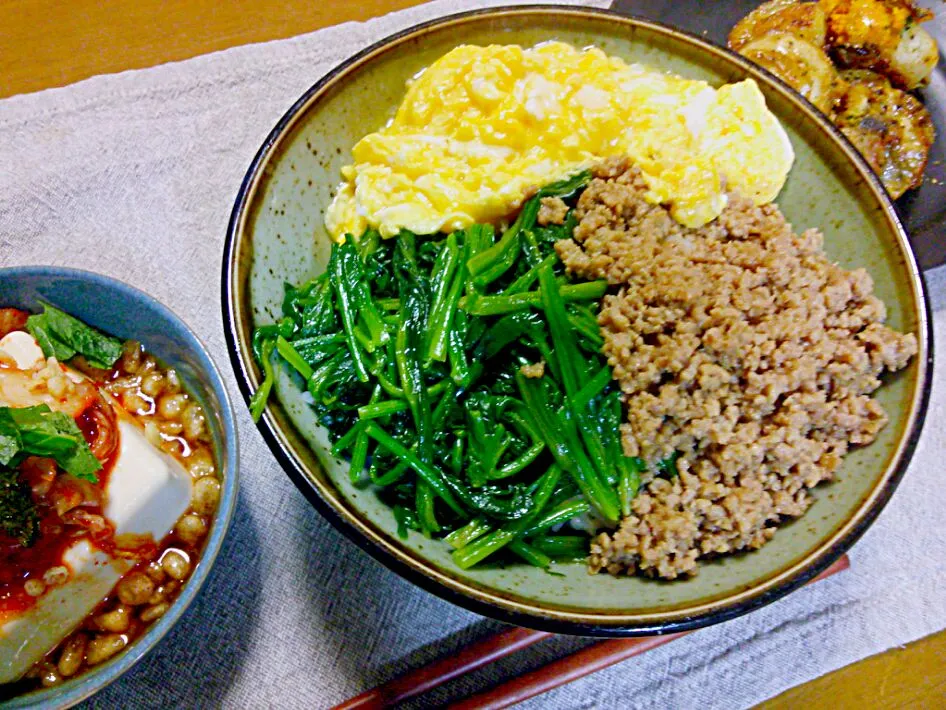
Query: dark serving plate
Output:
[[612, 0, 946, 270]]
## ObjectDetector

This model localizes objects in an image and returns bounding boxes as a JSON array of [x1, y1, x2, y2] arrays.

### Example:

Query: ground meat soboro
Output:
[[538, 196, 569, 226], [555, 158, 917, 580]]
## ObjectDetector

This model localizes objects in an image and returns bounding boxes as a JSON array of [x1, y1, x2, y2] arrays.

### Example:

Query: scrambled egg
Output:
[[326, 42, 793, 240]]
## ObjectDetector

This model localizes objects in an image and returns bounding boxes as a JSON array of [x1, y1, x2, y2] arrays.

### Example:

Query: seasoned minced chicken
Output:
[[554, 158, 916, 579]]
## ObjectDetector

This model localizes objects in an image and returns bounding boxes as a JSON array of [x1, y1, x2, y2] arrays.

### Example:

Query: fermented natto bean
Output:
[[144, 560, 166, 584], [161, 437, 186, 459], [117, 571, 155, 606], [139, 356, 157, 374], [140, 371, 166, 398], [159, 420, 184, 436], [175, 514, 208, 547], [95, 605, 132, 633], [120, 340, 143, 374], [165, 368, 182, 393], [158, 393, 188, 419], [162, 550, 190, 581], [122, 391, 150, 416], [187, 448, 215, 479], [147, 580, 179, 606], [192, 477, 221, 515], [182, 404, 206, 440], [86, 634, 127, 666], [140, 602, 170, 623], [58, 634, 87, 678], [43, 566, 69, 586], [24, 579, 46, 597], [40, 664, 62, 688]]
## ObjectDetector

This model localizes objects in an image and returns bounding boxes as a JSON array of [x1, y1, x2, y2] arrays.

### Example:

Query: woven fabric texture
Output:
[[1, 1, 944, 707]]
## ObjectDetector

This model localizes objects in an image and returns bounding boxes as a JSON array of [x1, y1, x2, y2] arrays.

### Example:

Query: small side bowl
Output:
[[0, 266, 239, 709]]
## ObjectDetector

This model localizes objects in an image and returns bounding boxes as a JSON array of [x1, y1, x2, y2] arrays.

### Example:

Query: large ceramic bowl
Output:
[[1, 266, 239, 707], [223, 6, 931, 636]]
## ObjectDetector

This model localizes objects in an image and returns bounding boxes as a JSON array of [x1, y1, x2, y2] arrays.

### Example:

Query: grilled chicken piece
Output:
[[738, 33, 841, 112], [729, 0, 828, 51], [885, 22, 939, 90], [820, 0, 938, 89], [832, 69, 935, 197], [730, 0, 938, 197]]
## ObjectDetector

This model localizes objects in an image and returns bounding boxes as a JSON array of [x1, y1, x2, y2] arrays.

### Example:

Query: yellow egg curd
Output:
[[325, 41, 794, 241]]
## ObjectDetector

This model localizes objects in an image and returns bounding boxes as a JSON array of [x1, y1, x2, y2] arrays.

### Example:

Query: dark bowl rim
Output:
[[221, 4, 932, 637], [0, 264, 241, 705]]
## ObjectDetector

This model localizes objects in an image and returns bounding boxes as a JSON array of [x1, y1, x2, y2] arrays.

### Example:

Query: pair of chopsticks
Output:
[[334, 555, 850, 709]]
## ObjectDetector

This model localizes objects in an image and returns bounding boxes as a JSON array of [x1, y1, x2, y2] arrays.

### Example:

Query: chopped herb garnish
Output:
[[0, 405, 101, 482], [27, 304, 122, 369], [0, 465, 39, 548]]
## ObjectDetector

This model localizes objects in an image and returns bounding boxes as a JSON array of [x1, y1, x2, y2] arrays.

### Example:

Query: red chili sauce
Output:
[[0, 410, 119, 617]]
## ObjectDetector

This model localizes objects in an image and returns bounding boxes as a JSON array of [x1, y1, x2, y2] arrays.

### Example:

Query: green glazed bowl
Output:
[[223, 6, 932, 636]]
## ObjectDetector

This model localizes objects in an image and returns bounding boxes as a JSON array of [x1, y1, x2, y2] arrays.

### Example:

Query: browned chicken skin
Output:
[[730, 0, 828, 51], [739, 33, 839, 112], [833, 69, 935, 196], [821, 0, 937, 89]]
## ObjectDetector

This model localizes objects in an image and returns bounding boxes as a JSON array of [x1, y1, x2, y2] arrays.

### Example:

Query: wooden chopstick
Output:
[[449, 632, 688, 710], [333, 555, 850, 710], [451, 556, 851, 710], [334, 626, 552, 709]]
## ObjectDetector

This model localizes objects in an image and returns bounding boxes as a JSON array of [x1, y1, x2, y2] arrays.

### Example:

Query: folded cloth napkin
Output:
[[1, 0, 945, 707]]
